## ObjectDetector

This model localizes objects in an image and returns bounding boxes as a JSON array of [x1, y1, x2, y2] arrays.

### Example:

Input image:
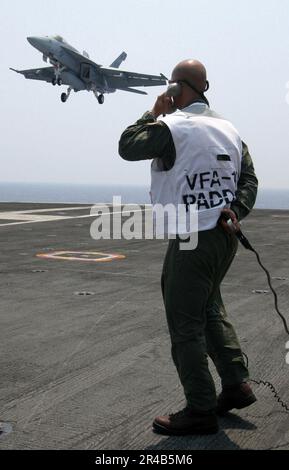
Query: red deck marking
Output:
[[36, 251, 126, 262]]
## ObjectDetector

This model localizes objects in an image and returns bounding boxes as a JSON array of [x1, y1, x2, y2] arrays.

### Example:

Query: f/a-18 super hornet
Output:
[[10, 35, 167, 103]]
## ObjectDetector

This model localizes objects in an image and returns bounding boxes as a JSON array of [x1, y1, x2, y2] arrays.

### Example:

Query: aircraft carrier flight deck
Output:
[[0, 202, 288, 450]]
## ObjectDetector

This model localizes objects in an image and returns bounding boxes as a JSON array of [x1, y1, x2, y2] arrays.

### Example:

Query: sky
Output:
[[0, 0, 289, 188]]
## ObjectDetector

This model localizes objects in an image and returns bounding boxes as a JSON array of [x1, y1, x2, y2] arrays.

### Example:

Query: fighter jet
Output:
[[10, 35, 167, 103]]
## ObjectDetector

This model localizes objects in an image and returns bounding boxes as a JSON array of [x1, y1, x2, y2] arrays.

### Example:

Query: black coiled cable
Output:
[[235, 229, 289, 413], [242, 352, 289, 413]]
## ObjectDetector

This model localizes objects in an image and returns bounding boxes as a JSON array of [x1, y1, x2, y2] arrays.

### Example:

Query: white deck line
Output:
[[0, 206, 152, 227], [0, 205, 99, 215]]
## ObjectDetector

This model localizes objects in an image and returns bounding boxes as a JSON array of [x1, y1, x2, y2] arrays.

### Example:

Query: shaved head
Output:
[[172, 59, 208, 92], [170, 59, 209, 109]]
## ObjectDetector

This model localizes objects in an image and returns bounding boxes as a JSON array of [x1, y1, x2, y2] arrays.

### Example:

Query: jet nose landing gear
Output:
[[52, 77, 62, 86]]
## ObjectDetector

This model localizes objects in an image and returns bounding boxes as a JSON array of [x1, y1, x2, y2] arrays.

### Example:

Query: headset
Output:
[[166, 82, 182, 97], [165, 79, 210, 107]]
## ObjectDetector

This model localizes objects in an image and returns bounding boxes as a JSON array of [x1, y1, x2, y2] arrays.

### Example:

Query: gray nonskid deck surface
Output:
[[0, 203, 288, 450]]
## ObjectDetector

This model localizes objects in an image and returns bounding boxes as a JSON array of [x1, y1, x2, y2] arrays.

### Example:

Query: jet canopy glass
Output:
[[52, 35, 67, 44]]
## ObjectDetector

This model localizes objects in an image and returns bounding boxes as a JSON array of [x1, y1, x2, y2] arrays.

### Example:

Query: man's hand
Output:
[[150, 93, 176, 119], [219, 208, 241, 234]]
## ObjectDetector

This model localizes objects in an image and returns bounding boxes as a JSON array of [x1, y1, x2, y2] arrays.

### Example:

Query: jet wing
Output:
[[100, 67, 167, 89], [11, 67, 55, 82], [10, 66, 73, 86]]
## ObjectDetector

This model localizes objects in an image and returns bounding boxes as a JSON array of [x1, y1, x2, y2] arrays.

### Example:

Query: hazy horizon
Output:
[[0, 180, 289, 191], [0, 181, 289, 211]]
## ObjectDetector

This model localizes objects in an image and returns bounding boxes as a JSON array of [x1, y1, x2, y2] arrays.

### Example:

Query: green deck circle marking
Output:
[[36, 251, 125, 262]]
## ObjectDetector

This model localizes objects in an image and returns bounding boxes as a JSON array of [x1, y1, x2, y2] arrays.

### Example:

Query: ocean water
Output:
[[0, 182, 151, 205], [0, 182, 288, 210]]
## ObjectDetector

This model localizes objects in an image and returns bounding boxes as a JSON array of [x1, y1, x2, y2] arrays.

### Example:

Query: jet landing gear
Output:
[[61, 87, 72, 103], [93, 89, 105, 104], [52, 77, 63, 86], [51, 63, 65, 86]]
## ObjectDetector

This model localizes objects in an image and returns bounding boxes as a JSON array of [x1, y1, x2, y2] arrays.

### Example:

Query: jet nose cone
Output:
[[27, 36, 38, 47], [27, 36, 48, 52]]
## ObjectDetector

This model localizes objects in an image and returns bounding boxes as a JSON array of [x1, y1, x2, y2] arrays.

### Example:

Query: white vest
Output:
[[150, 103, 243, 234]]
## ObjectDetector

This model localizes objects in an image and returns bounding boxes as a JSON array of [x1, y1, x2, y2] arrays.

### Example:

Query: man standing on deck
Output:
[[118, 59, 258, 436]]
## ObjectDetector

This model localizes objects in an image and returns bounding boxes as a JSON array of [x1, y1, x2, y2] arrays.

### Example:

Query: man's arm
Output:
[[118, 111, 176, 170], [230, 142, 259, 221]]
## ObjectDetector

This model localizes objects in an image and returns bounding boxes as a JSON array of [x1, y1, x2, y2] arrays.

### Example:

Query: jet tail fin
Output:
[[110, 51, 127, 69]]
